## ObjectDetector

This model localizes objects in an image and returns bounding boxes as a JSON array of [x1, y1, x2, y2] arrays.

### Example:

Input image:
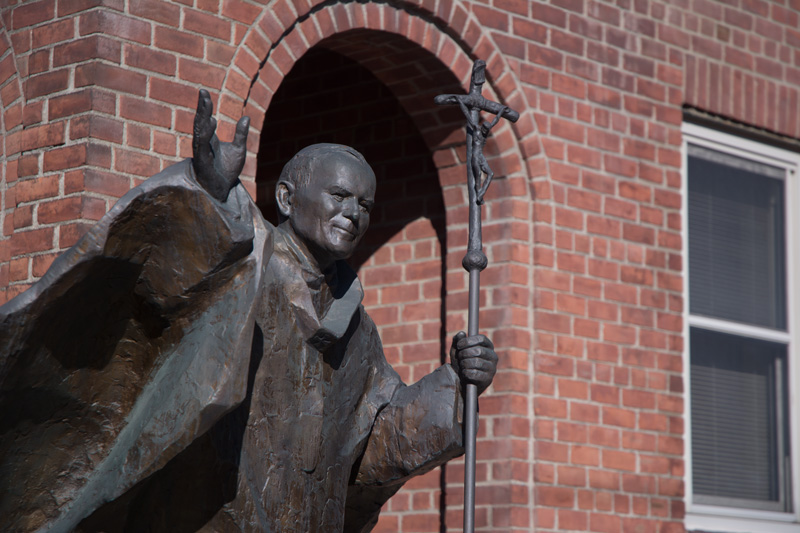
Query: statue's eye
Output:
[[331, 193, 344, 202]]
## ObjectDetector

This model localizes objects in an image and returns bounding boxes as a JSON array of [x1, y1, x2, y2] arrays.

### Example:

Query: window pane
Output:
[[691, 327, 790, 511], [688, 146, 786, 330]]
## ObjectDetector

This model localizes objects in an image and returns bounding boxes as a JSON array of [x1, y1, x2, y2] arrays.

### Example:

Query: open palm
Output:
[[192, 89, 250, 202]]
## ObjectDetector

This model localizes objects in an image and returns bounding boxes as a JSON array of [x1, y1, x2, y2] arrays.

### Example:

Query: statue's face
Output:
[[289, 154, 376, 268]]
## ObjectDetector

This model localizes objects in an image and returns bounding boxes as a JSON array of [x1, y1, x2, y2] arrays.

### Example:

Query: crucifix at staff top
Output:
[[434, 59, 520, 533]]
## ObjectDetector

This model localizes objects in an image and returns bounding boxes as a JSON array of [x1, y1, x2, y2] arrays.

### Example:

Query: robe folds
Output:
[[0, 159, 464, 533]]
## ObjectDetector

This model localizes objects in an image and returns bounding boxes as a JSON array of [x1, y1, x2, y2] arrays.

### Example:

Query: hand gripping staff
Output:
[[434, 59, 519, 533]]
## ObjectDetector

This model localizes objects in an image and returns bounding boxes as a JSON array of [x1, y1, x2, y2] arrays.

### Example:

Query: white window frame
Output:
[[682, 122, 800, 533]]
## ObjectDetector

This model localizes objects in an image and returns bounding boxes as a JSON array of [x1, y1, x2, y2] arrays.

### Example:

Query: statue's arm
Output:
[[0, 89, 255, 320], [354, 363, 464, 487], [343, 362, 463, 533], [192, 89, 250, 202]]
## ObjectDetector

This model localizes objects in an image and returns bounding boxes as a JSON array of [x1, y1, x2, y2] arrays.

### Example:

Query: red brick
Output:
[[125, 44, 176, 76], [589, 469, 620, 490], [11, 227, 54, 255], [79, 169, 131, 197], [0, 53, 18, 86], [154, 26, 204, 57], [179, 57, 226, 90], [184, 8, 232, 40], [59, 222, 93, 248], [37, 196, 101, 224], [471, 5, 508, 31], [42, 144, 85, 172], [16, 155, 39, 178], [552, 72, 586, 99], [513, 17, 546, 44], [536, 486, 574, 508], [113, 147, 162, 177], [602, 407, 636, 428], [32, 18, 74, 48], [25, 70, 69, 99], [129, 0, 180, 26], [53, 35, 121, 68], [123, 122, 150, 149], [12, 0, 55, 29], [551, 28, 583, 55], [571, 445, 599, 466], [534, 397, 568, 419], [557, 421, 587, 443], [75, 63, 146, 96], [119, 96, 171, 128], [222, 0, 262, 24], [9, 257, 30, 282], [80, 10, 150, 44], [558, 466, 586, 487], [19, 122, 65, 152], [591, 512, 621, 533], [57, 0, 106, 17], [13, 205, 33, 229]]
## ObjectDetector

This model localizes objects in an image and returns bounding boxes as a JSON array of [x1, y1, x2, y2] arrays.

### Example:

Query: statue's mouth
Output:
[[332, 224, 356, 239]]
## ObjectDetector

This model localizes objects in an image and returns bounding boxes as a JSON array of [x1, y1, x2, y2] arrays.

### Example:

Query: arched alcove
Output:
[[253, 34, 469, 531], [235, 8, 538, 528]]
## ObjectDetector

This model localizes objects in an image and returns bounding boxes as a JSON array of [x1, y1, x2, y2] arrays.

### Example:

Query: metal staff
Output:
[[435, 60, 519, 533]]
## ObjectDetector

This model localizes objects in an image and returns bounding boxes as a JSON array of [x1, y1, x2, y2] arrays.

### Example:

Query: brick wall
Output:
[[1, 0, 799, 532]]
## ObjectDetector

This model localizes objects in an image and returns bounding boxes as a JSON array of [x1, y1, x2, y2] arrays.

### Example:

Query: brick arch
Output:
[[214, 1, 542, 530], [216, 0, 541, 191], [0, 17, 24, 304]]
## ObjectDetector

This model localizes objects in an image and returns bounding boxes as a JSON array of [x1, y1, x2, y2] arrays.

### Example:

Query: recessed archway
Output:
[[254, 39, 459, 530], [235, 3, 541, 529]]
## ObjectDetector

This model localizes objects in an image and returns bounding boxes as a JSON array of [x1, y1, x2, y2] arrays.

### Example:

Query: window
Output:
[[684, 123, 800, 533]]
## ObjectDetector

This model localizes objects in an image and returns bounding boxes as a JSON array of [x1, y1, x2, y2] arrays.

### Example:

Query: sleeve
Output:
[[0, 159, 273, 533], [344, 345, 464, 532], [355, 364, 464, 486]]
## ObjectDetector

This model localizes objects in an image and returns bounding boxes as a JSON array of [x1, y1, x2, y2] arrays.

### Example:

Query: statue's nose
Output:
[[342, 198, 360, 222]]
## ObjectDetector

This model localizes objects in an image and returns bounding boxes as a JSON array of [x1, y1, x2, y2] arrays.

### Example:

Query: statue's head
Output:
[[276, 143, 376, 269]]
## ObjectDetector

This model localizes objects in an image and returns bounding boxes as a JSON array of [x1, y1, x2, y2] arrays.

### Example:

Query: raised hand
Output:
[[450, 331, 498, 395], [192, 89, 250, 202]]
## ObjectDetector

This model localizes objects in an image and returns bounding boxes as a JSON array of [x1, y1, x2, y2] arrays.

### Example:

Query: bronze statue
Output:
[[0, 90, 497, 533]]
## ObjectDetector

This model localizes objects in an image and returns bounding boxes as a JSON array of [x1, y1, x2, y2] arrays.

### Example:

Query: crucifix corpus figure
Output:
[[0, 89, 498, 532], [435, 59, 520, 533], [458, 98, 509, 204]]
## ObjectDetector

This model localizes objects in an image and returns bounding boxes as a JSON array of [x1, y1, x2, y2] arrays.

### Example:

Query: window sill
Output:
[[687, 505, 800, 533]]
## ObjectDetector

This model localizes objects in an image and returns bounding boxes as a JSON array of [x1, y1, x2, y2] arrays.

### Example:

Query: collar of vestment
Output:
[[274, 225, 364, 352]]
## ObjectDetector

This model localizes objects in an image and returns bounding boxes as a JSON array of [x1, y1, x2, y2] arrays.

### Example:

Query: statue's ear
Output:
[[276, 181, 294, 218]]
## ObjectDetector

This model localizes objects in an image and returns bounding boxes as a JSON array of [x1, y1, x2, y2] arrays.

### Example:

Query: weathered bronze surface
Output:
[[0, 90, 497, 532]]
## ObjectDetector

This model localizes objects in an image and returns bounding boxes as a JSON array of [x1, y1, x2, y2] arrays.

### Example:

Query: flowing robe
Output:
[[0, 159, 463, 532]]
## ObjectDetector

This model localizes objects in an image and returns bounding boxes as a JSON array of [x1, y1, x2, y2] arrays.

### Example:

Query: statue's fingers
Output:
[[456, 346, 484, 361], [450, 331, 466, 353], [458, 353, 497, 371], [194, 92, 216, 142], [233, 116, 250, 149], [196, 89, 212, 118], [195, 118, 216, 164], [450, 330, 466, 368], [461, 368, 494, 387], [457, 333, 493, 351], [210, 130, 221, 156]]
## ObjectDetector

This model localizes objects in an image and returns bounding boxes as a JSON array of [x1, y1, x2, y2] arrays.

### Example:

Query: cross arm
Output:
[[433, 93, 520, 122]]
